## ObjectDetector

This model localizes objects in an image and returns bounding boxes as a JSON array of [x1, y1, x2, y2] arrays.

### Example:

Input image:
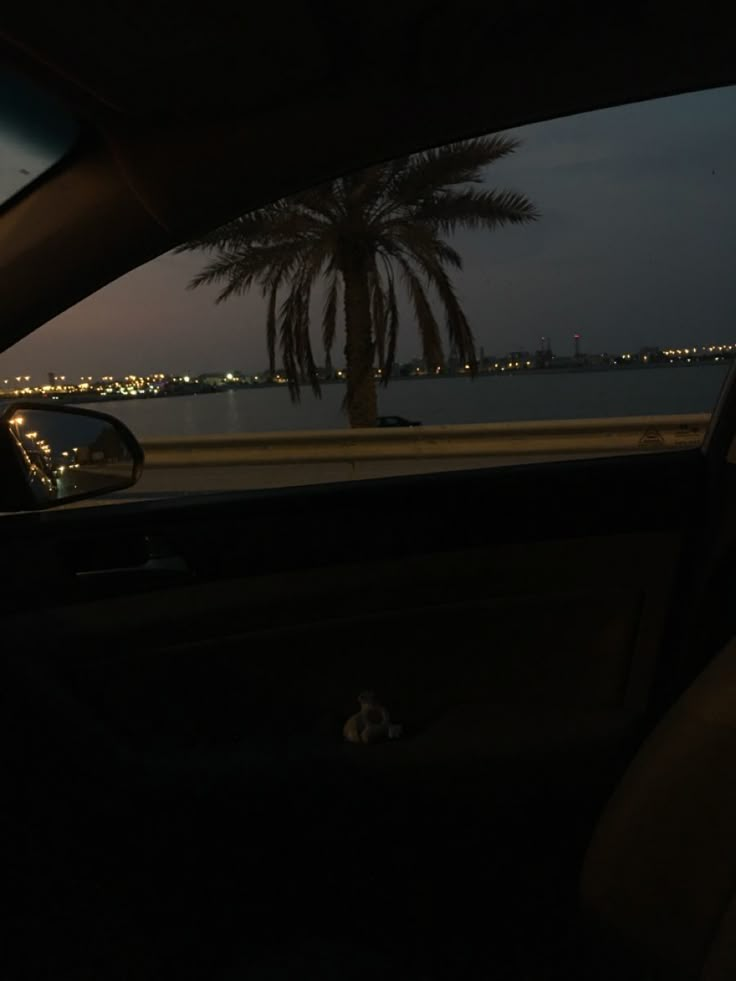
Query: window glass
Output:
[[1, 86, 734, 503]]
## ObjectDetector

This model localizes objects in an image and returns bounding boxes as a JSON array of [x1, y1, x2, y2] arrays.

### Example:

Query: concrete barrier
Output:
[[140, 414, 710, 468]]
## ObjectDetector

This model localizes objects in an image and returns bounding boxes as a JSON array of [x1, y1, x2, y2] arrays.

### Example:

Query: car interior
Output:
[[2, 5, 736, 979]]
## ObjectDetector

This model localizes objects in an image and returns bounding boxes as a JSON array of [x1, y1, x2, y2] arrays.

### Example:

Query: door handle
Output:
[[75, 554, 190, 577], [74, 534, 190, 577]]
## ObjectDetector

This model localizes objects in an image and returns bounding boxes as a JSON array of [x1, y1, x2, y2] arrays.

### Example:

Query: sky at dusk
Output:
[[1, 85, 734, 382]]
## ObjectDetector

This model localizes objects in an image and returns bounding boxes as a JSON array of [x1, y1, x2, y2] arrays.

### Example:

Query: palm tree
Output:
[[178, 136, 538, 427]]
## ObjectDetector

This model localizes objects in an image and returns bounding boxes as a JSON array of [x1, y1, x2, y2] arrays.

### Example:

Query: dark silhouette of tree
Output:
[[179, 136, 538, 427]]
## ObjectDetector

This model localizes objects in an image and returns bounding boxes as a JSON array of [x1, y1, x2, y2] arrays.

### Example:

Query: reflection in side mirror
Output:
[[0, 403, 144, 510]]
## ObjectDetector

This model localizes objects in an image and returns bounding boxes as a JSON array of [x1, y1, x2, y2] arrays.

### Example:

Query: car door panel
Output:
[[7, 448, 700, 804], [0, 447, 708, 981]]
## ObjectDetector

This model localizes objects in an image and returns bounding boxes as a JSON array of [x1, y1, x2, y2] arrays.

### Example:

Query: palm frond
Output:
[[384, 224, 463, 270], [178, 203, 326, 254], [186, 251, 257, 292], [176, 203, 296, 252], [278, 286, 300, 400], [322, 272, 339, 363], [383, 263, 400, 383], [266, 284, 278, 377], [350, 163, 393, 217], [394, 255, 444, 370], [413, 188, 539, 233], [175, 211, 276, 253], [187, 240, 313, 300], [406, 247, 477, 367], [290, 185, 344, 224], [387, 136, 521, 205]]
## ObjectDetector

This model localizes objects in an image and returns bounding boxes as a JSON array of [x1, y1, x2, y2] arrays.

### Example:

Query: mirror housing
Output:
[[0, 402, 144, 511]]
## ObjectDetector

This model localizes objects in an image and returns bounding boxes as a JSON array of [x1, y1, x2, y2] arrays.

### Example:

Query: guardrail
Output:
[[140, 414, 710, 468]]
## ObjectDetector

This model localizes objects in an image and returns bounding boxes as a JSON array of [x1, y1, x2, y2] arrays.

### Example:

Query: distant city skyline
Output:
[[5, 333, 728, 382], [2, 339, 734, 401], [1, 85, 734, 380]]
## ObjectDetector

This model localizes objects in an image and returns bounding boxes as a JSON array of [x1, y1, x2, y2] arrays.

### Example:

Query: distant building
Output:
[[534, 336, 554, 368], [638, 347, 663, 364], [197, 373, 227, 387], [503, 351, 533, 370], [197, 371, 248, 387]]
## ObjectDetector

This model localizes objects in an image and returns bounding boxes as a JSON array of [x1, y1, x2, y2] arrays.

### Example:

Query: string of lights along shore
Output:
[[1, 337, 734, 403]]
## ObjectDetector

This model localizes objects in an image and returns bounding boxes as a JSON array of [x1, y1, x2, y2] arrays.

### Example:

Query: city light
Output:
[[0, 341, 733, 407]]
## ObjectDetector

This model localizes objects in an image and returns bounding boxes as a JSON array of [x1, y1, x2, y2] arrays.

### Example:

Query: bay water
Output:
[[93, 363, 730, 440]]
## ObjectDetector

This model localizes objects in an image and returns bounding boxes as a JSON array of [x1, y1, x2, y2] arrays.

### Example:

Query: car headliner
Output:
[[0, 3, 733, 353]]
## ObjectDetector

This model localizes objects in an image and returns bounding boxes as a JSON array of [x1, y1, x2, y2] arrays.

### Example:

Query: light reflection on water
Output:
[[89, 363, 729, 440]]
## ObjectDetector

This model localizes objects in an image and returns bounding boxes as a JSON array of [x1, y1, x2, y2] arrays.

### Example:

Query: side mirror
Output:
[[0, 402, 144, 510]]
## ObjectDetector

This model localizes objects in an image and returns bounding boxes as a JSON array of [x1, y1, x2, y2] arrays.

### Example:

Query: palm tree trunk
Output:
[[342, 248, 377, 428]]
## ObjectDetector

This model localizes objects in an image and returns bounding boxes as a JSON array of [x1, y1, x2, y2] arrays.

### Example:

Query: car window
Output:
[[1, 85, 734, 505]]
